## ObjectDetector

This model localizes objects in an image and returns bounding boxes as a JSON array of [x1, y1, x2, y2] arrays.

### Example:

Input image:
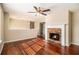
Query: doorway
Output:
[[39, 22, 45, 38]]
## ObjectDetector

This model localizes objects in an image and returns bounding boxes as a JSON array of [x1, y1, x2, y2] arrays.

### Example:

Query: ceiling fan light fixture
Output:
[[28, 6, 50, 16]]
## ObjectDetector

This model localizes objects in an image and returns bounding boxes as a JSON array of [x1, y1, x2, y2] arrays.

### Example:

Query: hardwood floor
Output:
[[1, 38, 79, 55]]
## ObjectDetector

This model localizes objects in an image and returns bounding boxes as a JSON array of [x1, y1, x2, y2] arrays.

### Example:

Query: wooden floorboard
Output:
[[1, 38, 79, 55]]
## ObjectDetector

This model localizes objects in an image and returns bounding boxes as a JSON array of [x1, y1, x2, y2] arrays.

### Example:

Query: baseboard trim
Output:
[[72, 43, 79, 46], [4, 38, 36, 43], [0, 41, 4, 54]]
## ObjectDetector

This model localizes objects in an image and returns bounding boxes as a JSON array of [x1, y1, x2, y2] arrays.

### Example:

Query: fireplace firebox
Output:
[[49, 33, 60, 41]]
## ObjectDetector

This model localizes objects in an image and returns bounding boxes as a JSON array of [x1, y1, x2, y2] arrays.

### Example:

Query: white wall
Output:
[[46, 8, 69, 25], [0, 4, 4, 54], [72, 10, 79, 45]]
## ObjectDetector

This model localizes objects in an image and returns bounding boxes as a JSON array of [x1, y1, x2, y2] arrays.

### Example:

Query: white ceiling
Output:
[[3, 3, 79, 20], [3, 3, 40, 14]]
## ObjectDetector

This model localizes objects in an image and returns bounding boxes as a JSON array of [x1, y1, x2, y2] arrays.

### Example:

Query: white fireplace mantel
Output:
[[45, 24, 67, 46]]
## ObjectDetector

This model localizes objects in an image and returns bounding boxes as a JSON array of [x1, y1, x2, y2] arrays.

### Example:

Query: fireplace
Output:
[[45, 24, 67, 46], [48, 28, 61, 41]]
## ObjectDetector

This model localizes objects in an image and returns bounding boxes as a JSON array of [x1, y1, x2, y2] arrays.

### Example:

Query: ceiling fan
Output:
[[28, 6, 50, 16]]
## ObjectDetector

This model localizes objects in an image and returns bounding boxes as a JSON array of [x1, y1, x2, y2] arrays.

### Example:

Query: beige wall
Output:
[[4, 13, 10, 42], [5, 16, 40, 42], [0, 4, 4, 42], [72, 10, 79, 45], [0, 4, 4, 54], [9, 19, 29, 29], [0, 5, 2, 42], [9, 19, 40, 30]]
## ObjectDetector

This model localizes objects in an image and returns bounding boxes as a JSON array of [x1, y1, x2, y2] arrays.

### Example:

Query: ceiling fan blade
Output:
[[28, 12, 36, 13], [42, 9, 50, 12], [40, 13, 47, 16], [39, 7, 41, 12], [33, 6, 38, 12]]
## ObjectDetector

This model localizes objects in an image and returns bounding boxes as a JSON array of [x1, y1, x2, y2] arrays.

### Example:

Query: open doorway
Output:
[[39, 22, 45, 38]]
